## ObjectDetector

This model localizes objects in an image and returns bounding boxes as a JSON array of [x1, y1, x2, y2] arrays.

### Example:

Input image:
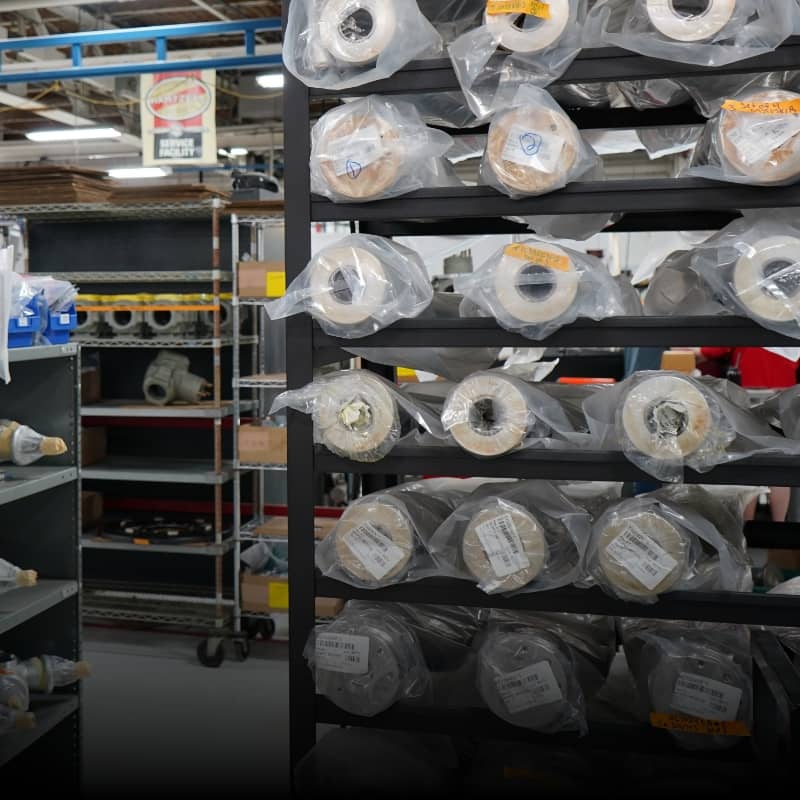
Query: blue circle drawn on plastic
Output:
[[519, 132, 542, 156], [346, 159, 362, 179]]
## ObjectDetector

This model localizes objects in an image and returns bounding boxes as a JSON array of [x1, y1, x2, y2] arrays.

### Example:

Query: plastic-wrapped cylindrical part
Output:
[[484, 2, 572, 53], [0, 420, 67, 466], [0, 706, 35, 733], [266, 234, 433, 338], [768, 577, 800, 655], [306, 603, 430, 717], [15, 656, 92, 694], [644, 250, 728, 317], [0, 558, 37, 594], [0, 672, 29, 711]]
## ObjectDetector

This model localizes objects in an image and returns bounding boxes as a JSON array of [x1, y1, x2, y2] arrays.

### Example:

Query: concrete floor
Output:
[[80, 624, 291, 796]]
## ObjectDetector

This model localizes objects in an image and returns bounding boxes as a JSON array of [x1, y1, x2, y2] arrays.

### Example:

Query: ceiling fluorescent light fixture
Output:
[[256, 72, 284, 89], [229, 147, 248, 156], [108, 167, 169, 179], [26, 127, 121, 142]]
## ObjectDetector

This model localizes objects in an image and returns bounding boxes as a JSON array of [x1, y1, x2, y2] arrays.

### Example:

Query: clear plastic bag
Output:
[[455, 237, 633, 341], [316, 478, 469, 587], [767, 577, 800, 656], [305, 600, 431, 717], [583, 370, 798, 482], [266, 234, 433, 338], [689, 213, 800, 336], [583, 493, 752, 604], [310, 95, 455, 202], [476, 611, 616, 735], [441, 369, 587, 457], [621, 620, 753, 751], [513, 212, 620, 241], [0, 419, 68, 466], [480, 85, 599, 198], [587, 0, 793, 68], [616, 78, 690, 110], [680, 71, 799, 118], [417, 0, 485, 44], [429, 480, 591, 595], [0, 672, 28, 711], [448, 0, 588, 122], [0, 558, 36, 594], [283, 0, 442, 90], [10, 655, 91, 693], [269, 369, 445, 462], [644, 249, 729, 317], [690, 86, 800, 186]]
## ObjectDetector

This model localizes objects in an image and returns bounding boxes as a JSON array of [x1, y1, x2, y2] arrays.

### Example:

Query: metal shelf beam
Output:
[[48, 270, 232, 283], [8, 344, 77, 363], [0, 467, 77, 508], [0, 696, 79, 769], [0, 580, 78, 635], [82, 456, 234, 485], [81, 536, 234, 556], [75, 335, 257, 348], [81, 400, 251, 419]]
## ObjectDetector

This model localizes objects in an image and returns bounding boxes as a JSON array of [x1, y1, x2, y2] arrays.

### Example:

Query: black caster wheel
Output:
[[243, 617, 261, 639], [196, 639, 225, 668], [234, 639, 250, 662], [259, 618, 276, 641]]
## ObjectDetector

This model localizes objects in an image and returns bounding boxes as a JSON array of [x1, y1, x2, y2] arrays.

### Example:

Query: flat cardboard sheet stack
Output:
[[0, 165, 113, 204], [109, 183, 230, 203]]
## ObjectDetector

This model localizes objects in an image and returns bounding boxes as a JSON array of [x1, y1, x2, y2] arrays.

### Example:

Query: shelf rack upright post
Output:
[[284, 8, 800, 784]]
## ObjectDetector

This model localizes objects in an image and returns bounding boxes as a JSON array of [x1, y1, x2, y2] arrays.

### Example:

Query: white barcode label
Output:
[[315, 633, 370, 674], [342, 521, 406, 580], [16, 317, 29, 328], [671, 672, 742, 722], [324, 125, 387, 178], [59, 313, 70, 325], [501, 124, 565, 173], [496, 661, 563, 714], [726, 116, 800, 165], [475, 513, 530, 579], [605, 527, 679, 591]]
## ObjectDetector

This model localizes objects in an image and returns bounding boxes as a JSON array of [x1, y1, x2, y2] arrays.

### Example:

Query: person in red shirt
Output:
[[697, 347, 798, 522]]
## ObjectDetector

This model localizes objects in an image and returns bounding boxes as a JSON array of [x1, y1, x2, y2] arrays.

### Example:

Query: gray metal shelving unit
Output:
[[0, 343, 81, 783]]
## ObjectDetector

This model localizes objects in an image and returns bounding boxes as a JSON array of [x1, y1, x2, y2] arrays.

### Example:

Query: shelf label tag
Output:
[[475, 512, 530, 578], [670, 672, 742, 722], [605, 526, 678, 591], [504, 244, 570, 272], [266, 272, 286, 298], [496, 661, 563, 713], [316, 633, 369, 674], [650, 713, 750, 737], [397, 367, 416, 378], [133, 538, 150, 546], [342, 522, 406, 580], [268, 580, 289, 609], [487, 0, 550, 18], [723, 98, 800, 115]]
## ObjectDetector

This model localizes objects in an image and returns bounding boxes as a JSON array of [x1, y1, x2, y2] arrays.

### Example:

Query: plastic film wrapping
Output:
[[430, 480, 591, 595], [0, 420, 67, 466], [644, 250, 728, 317], [310, 95, 455, 202], [266, 234, 433, 337], [0, 672, 28, 711], [283, 0, 441, 90]]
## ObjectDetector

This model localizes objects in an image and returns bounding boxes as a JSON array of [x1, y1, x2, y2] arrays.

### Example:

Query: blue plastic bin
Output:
[[7, 298, 40, 348], [44, 304, 77, 344]]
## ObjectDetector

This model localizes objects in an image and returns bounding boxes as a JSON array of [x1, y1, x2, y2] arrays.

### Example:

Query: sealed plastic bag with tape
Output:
[[283, 0, 442, 90], [690, 86, 800, 186], [622, 620, 753, 751], [266, 234, 433, 338], [447, 0, 588, 122], [583, 492, 752, 604], [583, 370, 797, 482], [644, 249, 728, 317], [305, 601, 431, 716], [316, 478, 470, 588], [441, 369, 589, 458], [480, 85, 598, 198], [587, 0, 793, 68], [429, 480, 591, 595], [476, 611, 616, 735], [690, 213, 800, 337], [311, 95, 456, 202], [456, 238, 635, 341], [269, 369, 445, 462]]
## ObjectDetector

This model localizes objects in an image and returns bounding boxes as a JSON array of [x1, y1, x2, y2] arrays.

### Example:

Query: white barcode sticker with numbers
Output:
[[342, 522, 406, 580], [475, 513, 530, 578], [16, 317, 29, 328], [670, 672, 742, 722], [496, 661, 563, 714], [59, 313, 70, 325], [315, 633, 370, 675], [605, 526, 679, 591]]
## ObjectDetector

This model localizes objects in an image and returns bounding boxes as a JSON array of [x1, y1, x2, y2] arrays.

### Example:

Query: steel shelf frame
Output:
[[0, 467, 77, 507], [284, 4, 800, 782], [81, 536, 235, 557]]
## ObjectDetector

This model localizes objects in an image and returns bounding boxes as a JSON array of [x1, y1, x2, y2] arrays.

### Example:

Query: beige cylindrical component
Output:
[[14, 570, 37, 587], [645, 0, 736, 42], [443, 373, 535, 457], [493, 243, 580, 325], [462, 505, 548, 593], [485, 0, 571, 52], [621, 375, 712, 461], [333, 498, 416, 585], [486, 104, 579, 195], [317, 109, 403, 200], [318, 0, 398, 65], [597, 511, 689, 598], [0, 420, 67, 466], [719, 89, 800, 184], [732, 235, 800, 323]]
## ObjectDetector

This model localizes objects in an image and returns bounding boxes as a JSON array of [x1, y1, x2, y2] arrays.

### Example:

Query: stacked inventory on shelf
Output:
[[284, 22, 800, 785], [0, 344, 81, 782]]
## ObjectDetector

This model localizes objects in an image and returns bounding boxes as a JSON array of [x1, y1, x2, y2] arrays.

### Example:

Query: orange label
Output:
[[504, 243, 570, 271], [487, 0, 550, 18], [268, 581, 289, 609], [722, 98, 800, 115], [133, 538, 150, 546], [649, 713, 750, 737]]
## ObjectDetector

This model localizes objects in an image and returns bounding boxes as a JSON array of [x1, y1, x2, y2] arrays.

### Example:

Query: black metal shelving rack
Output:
[[284, 10, 800, 784]]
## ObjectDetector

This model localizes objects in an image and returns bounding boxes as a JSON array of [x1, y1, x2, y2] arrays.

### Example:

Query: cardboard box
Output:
[[251, 515, 336, 541], [314, 597, 345, 618], [238, 424, 287, 465], [238, 260, 285, 299], [240, 574, 343, 618], [81, 364, 102, 405], [661, 350, 696, 374], [81, 490, 103, 530], [81, 426, 107, 467]]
